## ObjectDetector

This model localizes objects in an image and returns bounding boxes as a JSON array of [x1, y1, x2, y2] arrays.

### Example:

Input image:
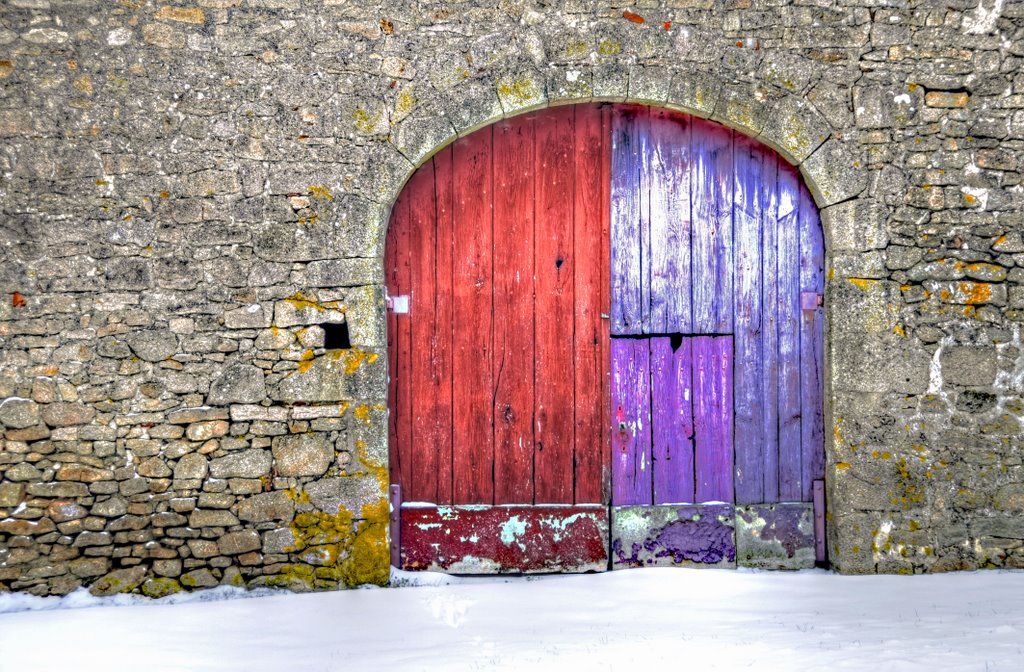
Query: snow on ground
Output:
[[2, 568, 1023, 671]]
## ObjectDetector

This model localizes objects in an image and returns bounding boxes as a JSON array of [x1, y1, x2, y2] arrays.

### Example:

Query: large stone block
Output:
[[272, 434, 333, 477], [207, 363, 266, 405], [940, 346, 998, 387], [271, 348, 386, 403], [209, 449, 272, 479]]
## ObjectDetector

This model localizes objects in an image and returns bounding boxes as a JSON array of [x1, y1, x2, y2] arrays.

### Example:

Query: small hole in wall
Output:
[[323, 322, 351, 350]]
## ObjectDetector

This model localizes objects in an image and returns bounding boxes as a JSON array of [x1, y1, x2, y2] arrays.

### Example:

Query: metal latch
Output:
[[387, 294, 409, 314], [801, 291, 823, 311]]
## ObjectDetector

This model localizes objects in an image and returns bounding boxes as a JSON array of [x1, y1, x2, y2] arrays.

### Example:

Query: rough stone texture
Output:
[[271, 434, 333, 477], [0, 0, 1023, 598]]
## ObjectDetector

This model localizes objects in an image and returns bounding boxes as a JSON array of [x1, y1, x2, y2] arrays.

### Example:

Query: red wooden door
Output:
[[387, 104, 612, 573]]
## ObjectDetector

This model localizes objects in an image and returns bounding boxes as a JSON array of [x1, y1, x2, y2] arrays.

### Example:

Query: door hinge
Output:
[[801, 291, 823, 311], [387, 294, 409, 314]]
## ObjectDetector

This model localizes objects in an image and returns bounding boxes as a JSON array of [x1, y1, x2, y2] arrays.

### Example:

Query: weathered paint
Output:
[[400, 505, 608, 573], [734, 503, 815, 570], [386, 105, 610, 508], [610, 504, 736, 568]]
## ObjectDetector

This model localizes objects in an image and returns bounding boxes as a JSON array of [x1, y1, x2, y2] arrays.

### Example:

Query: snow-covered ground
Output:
[[2, 568, 1023, 671]]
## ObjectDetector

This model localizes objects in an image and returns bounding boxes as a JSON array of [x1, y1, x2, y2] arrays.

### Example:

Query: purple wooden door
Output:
[[609, 105, 824, 509]]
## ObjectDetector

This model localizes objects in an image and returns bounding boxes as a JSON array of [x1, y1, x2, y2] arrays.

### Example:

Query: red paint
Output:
[[622, 10, 645, 23], [534, 106, 575, 504], [452, 129, 494, 504], [572, 104, 610, 505], [387, 105, 610, 511], [400, 505, 608, 573], [493, 114, 536, 504]]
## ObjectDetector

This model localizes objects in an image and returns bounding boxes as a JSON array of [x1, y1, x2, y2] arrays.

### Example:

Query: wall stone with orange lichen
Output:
[[0, 0, 1023, 597]]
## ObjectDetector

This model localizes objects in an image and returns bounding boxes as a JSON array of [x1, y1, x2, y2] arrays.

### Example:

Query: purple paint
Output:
[[691, 118, 734, 334], [777, 162, 803, 502], [651, 337, 694, 505], [646, 108, 693, 333], [611, 338, 651, 505], [694, 336, 733, 503], [800, 183, 825, 500], [610, 106, 643, 335], [610, 504, 736, 567]]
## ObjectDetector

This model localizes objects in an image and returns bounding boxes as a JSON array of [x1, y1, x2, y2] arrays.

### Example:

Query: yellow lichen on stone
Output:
[[327, 347, 379, 375], [497, 77, 539, 103], [353, 106, 384, 134], [285, 292, 326, 312], [155, 6, 206, 24], [308, 185, 333, 200], [597, 39, 621, 55], [847, 277, 877, 291], [339, 499, 390, 587], [395, 89, 415, 118]]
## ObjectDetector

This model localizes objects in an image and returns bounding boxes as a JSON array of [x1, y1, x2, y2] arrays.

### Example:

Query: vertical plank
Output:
[[533, 106, 576, 504], [385, 183, 413, 496], [651, 337, 695, 504], [758, 177, 780, 506], [799, 182, 825, 502], [691, 118, 734, 334], [407, 159, 440, 502], [600, 104, 613, 504], [572, 104, 607, 504], [451, 127, 494, 504], [694, 336, 734, 502], [610, 105, 644, 335], [777, 161, 803, 502], [611, 338, 651, 506], [492, 114, 536, 504], [432, 147, 455, 505], [647, 109, 693, 334], [732, 135, 772, 506]]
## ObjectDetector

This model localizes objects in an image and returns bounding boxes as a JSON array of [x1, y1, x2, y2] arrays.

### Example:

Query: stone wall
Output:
[[0, 0, 1022, 595]]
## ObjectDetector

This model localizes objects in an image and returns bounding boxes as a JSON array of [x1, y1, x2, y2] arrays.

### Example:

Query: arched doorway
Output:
[[386, 103, 825, 573]]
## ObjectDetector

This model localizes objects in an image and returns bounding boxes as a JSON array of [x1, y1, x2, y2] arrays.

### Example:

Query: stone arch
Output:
[[378, 65, 867, 567]]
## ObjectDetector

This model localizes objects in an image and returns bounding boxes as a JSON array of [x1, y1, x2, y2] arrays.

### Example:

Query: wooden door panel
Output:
[[693, 335, 734, 503], [451, 128, 494, 504], [776, 162, 803, 503], [534, 106, 577, 504], [573, 104, 611, 504], [650, 336, 694, 505], [611, 338, 651, 506], [492, 114, 536, 505], [387, 105, 610, 509]]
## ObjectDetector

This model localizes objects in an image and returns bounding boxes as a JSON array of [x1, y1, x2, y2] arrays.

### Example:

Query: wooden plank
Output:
[[732, 134, 770, 506], [407, 158, 440, 502], [761, 150, 781, 504], [600, 104, 613, 504], [432, 147, 456, 505], [691, 118, 734, 334], [401, 504, 608, 574], [610, 105, 643, 335], [451, 127, 494, 504], [572, 104, 607, 504], [694, 335, 734, 502], [611, 338, 651, 506], [647, 108, 693, 333], [651, 337, 695, 504], [533, 105, 575, 504], [799, 182, 825, 502], [492, 113, 536, 505], [385, 180, 413, 496], [777, 161, 803, 502]]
